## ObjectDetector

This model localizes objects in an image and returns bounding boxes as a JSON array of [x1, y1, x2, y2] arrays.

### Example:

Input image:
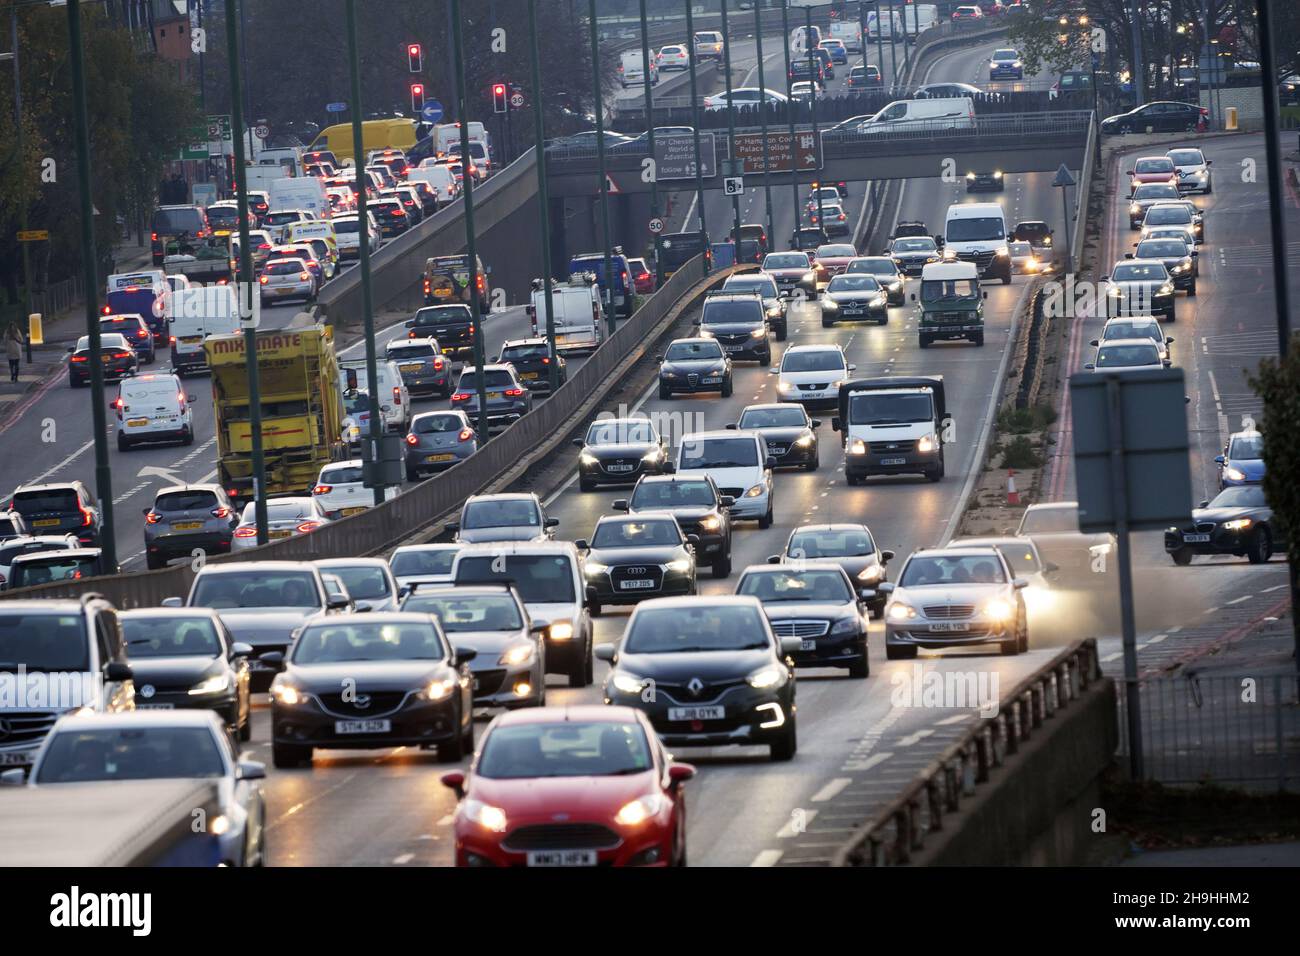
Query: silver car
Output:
[[450, 492, 557, 544], [0, 534, 79, 591], [231, 497, 331, 551], [405, 410, 478, 481], [877, 547, 1029, 658], [390, 543, 461, 595], [258, 257, 316, 305], [143, 484, 238, 570], [314, 557, 401, 612]]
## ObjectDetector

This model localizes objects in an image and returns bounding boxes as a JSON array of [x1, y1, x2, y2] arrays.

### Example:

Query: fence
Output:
[[1117, 674, 1300, 791], [29, 275, 84, 321]]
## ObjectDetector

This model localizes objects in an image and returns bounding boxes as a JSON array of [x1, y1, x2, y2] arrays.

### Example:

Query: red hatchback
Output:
[[1128, 156, 1179, 195], [442, 705, 695, 867], [627, 257, 656, 296]]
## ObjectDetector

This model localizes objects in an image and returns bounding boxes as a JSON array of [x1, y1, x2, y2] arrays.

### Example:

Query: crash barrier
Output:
[[1, 254, 727, 609], [833, 639, 1115, 865], [1069, 113, 1098, 275], [1014, 283, 1051, 410]]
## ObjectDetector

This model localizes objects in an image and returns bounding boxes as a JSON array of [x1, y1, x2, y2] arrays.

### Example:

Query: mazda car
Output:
[[729, 403, 820, 471], [771, 523, 893, 617], [574, 416, 667, 492]]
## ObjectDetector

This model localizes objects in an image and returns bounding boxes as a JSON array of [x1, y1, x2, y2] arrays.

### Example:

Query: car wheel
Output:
[[584, 639, 595, 683], [272, 743, 311, 769], [181, 427, 194, 447], [999, 636, 1020, 655], [659, 381, 671, 400], [760, 350, 771, 367], [721, 377, 733, 398], [116, 433, 130, 452], [568, 639, 592, 687], [406, 466, 420, 483], [1188, 279, 1197, 297], [1001, 270, 1011, 285], [239, 710, 252, 743], [758, 506, 773, 530], [579, 476, 597, 492], [1247, 527, 1272, 564], [438, 715, 467, 762], [1017, 616, 1029, 653], [805, 452, 819, 472], [885, 643, 916, 660], [847, 653, 869, 679], [972, 332, 985, 346], [1170, 546, 1194, 566], [712, 552, 732, 578], [776, 326, 787, 342], [919, 335, 931, 349], [1164, 308, 1176, 323], [822, 317, 835, 328], [769, 715, 797, 762], [145, 552, 165, 570]]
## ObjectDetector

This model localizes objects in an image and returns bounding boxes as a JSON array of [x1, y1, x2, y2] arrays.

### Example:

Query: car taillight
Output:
[[405, 433, 419, 446], [101, 305, 111, 315], [297, 521, 322, 533], [312, 485, 332, 495], [137, 329, 148, 338], [233, 526, 258, 537], [79, 506, 94, 528], [451, 392, 470, 402], [504, 387, 524, 397], [393, 209, 406, 216], [170, 335, 177, 344], [458, 428, 474, 442], [393, 386, 402, 405], [433, 358, 444, 370], [300, 272, 311, 281], [541, 356, 550, 365], [114, 351, 131, 360], [150, 232, 158, 241], [144, 511, 161, 524], [211, 507, 231, 519], [259, 276, 269, 284], [70, 355, 87, 362]]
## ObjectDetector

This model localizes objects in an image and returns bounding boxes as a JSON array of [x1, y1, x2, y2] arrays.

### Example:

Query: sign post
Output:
[[652, 132, 716, 181], [730, 130, 821, 174]]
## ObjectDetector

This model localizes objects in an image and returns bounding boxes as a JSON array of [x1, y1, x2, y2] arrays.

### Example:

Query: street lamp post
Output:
[[639, 0, 663, 286], [528, 0, 560, 392], [874, 2, 887, 94], [782, 2, 800, 229], [885, 2, 898, 87], [588, 0, 617, 330], [720, 0, 742, 246], [806, 7, 824, 239], [10, 4, 34, 363], [754, 0, 775, 249], [684, 0, 709, 260]]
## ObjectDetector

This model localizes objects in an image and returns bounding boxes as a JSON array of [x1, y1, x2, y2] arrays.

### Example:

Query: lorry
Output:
[[527, 275, 604, 353], [308, 118, 418, 166], [832, 375, 950, 484], [166, 284, 242, 375], [206, 324, 345, 507], [914, 261, 987, 348]]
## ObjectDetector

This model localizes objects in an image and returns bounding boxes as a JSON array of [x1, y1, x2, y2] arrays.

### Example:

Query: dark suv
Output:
[[142, 484, 239, 570], [697, 292, 771, 365], [386, 337, 453, 398], [150, 204, 210, 265], [614, 473, 735, 577], [496, 338, 567, 393], [99, 313, 156, 364], [405, 304, 476, 358], [7, 482, 103, 547]]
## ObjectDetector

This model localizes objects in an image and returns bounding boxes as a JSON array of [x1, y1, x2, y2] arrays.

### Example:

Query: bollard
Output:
[[26, 312, 43, 362], [1007, 469, 1020, 505], [1225, 106, 1238, 131]]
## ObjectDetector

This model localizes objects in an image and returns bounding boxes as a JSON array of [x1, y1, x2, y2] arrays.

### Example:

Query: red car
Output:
[[1128, 155, 1179, 195], [627, 257, 656, 295], [441, 705, 695, 867]]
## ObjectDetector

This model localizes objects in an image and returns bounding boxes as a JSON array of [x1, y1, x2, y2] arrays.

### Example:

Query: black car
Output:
[[789, 55, 826, 88], [99, 314, 156, 364], [966, 170, 1005, 192], [770, 523, 894, 617], [614, 474, 734, 577], [6, 547, 118, 588], [656, 337, 733, 399], [728, 403, 820, 471], [722, 274, 787, 339], [578, 513, 697, 608], [790, 227, 829, 251], [735, 564, 871, 678], [120, 608, 253, 740], [892, 220, 930, 239], [1011, 219, 1054, 254], [7, 481, 103, 548], [1131, 238, 1197, 294], [596, 596, 801, 761], [573, 416, 667, 492], [406, 304, 476, 358], [820, 274, 888, 326], [845, 256, 906, 306], [888, 236, 941, 276], [386, 337, 453, 398], [1165, 485, 1284, 566], [265, 613, 476, 768], [1101, 100, 1207, 135], [658, 231, 712, 279], [697, 292, 771, 365], [370, 198, 411, 238], [496, 337, 567, 393], [68, 333, 138, 387]]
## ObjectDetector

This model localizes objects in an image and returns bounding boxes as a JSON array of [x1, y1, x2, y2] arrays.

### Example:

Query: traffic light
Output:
[[410, 83, 424, 114], [492, 83, 508, 114], [407, 43, 422, 73]]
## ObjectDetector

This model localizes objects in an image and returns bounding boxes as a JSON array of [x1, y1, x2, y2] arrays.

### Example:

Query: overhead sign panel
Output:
[[731, 130, 821, 174], [653, 132, 716, 181]]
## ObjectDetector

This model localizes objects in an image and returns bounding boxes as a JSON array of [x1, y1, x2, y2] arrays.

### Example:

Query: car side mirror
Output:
[[1013, 577, 1029, 590], [327, 595, 351, 610], [779, 636, 803, 656], [668, 763, 696, 788], [909, 292, 917, 302], [259, 651, 285, 670], [719, 495, 736, 508], [104, 661, 133, 682], [490, 355, 499, 363], [661, 462, 676, 475], [881, 550, 895, 562], [686, 534, 700, 546], [1190, 250, 1198, 257], [612, 499, 629, 512], [594, 644, 616, 663], [544, 516, 559, 528], [571, 437, 584, 447], [187, 394, 197, 403], [453, 647, 477, 666], [574, 539, 589, 551], [725, 422, 738, 429], [654, 354, 663, 363], [847, 364, 857, 372], [1124, 252, 1133, 259], [446, 521, 459, 532], [237, 760, 267, 781], [1089, 339, 1099, 346], [230, 642, 253, 658], [1214, 455, 1225, 464], [1100, 275, 1109, 282], [142, 508, 151, 515], [831, 417, 841, 432], [0, 768, 26, 786], [404, 320, 415, 328], [859, 589, 876, 601], [1199, 499, 1209, 509], [440, 771, 466, 798], [768, 367, 779, 374], [876, 582, 896, 595], [161, 596, 183, 608], [1084, 363, 1096, 370]]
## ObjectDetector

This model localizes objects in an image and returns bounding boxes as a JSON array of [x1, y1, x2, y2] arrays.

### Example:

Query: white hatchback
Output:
[[231, 497, 331, 551], [311, 460, 400, 520], [114, 373, 195, 451], [773, 344, 855, 407]]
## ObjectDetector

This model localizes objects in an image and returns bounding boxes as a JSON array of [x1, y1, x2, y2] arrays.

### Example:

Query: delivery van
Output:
[[166, 284, 242, 375], [857, 96, 976, 135], [269, 177, 329, 220], [308, 118, 418, 166], [105, 271, 169, 347], [527, 275, 603, 353], [620, 49, 659, 88], [286, 220, 339, 264], [339, 359, 411, 434], [114, 373, 196, 450], [410, 162, 459, 203], [829, 21, 862, 53], [943, 201, 1012, 283], [433, 122, 489, 159]]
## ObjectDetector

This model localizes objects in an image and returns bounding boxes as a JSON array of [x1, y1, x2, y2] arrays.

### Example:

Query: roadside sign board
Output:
[[16, 230, 49, 242], [648, 217, 665, 234], [653, 132, 716, 181], [723, 176, 744, 196], [326, 101, 348, 113], [510, 93, 525, 109], [421, 99, 445, 123], [178, 123, 208, 160], [731, 130, 820, 174]]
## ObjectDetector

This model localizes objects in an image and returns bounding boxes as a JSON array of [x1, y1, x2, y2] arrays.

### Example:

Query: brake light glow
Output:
[[211, 507, 231, 519], [259, 276, 269, 284], [458, 428, 475, 442], [70, 355, 88, 363], [233, 526, 259, 538], [405, 433, 419, 446], [300, 272, 311, 281], [144, 511, 161, 524], [170, 335, 177, 344], [79, 506, 94, 528], [451, 392, 470, 402], [312, 485, 332, 495], [504, 387, 524, 397], [393, 386, 402, 405], [433, 358, 444, 370], [296, 521, 322, 533]]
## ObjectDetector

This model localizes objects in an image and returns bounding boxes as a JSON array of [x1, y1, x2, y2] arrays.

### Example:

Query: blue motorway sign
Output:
[[326, 101, 348, 113]]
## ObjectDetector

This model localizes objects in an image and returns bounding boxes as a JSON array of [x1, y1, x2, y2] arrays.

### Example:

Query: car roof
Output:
[[595, 510, 679, 524], [392, 542, 460, 554], [495, 704, 641, 727], [1099, 337, 1161, 348], [783, 342, 845, 353], [668, 336, 721, 346], [502, 337, 549, 347], [913, 545, 1003, 559], [1025, 501, 1077, 512], [13, 481, 85, 492], [948, 536, 1036, 549], [455, 540, 578, 556], [119, 606, 223, 622], [315, 557, 390, 569], [12, 548, 102, 561], [679, 428, 759, 443], [634, 594, 761, 610], [465, 492, 538, 504], [789, 523, 870, 533], [741, 561, 846, 575], [52, 711, 225, 733], [198, 560, 318, 573]]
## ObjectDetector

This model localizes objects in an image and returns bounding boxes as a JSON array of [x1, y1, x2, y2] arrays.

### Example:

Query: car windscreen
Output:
[[787, 527, 875, 558], [388, 343, 435, 360], [122, 615, 222, 658], [679, 437, 759, 469], [1096, 343, 1159, 367], [587, 421, 655, 444], [0, 612, 89, 671], [920, 277, 980, 301], [624, 604, 769, 653], [263, 211, 303, 225], [292, 620, 446, 663], [724, 278, 778, 297], [1137, 240, 1188, 258], [1135, 158, 1175, 174], [1209, 485, 1266, 508], [631, 480, 715, 508], [739, 407, 806, 428], [846, 259, 894, 275], [1143, 206, 1191, 225], [501, 343, 552, 361], [738, 569, 851, 602], [390, 548, 457, 576], [592, 519, 681, 548], [463, 499, 539, 529], [818, 245, 857, 258], [1102, 321, 1161, 342], [322, 565, 392, 600], [205, 206, 239, 225], [0, 539, 73, 565], [826, 276, 881, 294], [1013, 222, 1049, 240], [320, 465, 364, 485], [900, 554, 1006, 586], [1228, 435, 1263, 459], [1112, 263, 1168, 281], [265, 260, 307, 275], [782, 350, 845, 373], [152, 208, 205, 233], [457, 370, 515, 389], [848, 392, 933, 424], [453, 555, 575, 603], [990, 543, 1041, 575], [1167, 150, 1203, 165], [11, 489, 80, 515], [477, 721, 652, 779], [414, 414, 464, 434], [191, 571, 320, 609], [893, 238, 935, 252], [404, 593, 524, 632], [702, 301, 763, 324], [665, 341, 723, 361], [415, 306, 473, 324], [1134, 184, 1179, 200], [946, 217, 1005, 242], [36, 727, 225, 783], [1020, 507, 1080, 534], [763, 254, 808, 269], [333, 218, 360, 234], [154, 490, 219, 512]]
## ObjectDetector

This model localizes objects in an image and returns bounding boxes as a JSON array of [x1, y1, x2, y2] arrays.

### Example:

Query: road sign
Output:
[[326, 101, 348, 113], [421, 99, 445, 123], [723, 176, 745, 196], [16, 230, 48, 242], [510, 92, 525, 109], [648, 217, 665, 234], [653, 132, 716, 181], [1052, 163, 1077, 188], [730, 129, 820, 174], [253, 124, 270, 140], [603, 174, 621, 194], [206, 114, 232, 141]]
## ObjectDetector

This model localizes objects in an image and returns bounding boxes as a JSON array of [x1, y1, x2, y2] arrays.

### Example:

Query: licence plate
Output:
[[0, 751, 35, 766], [881, 457, 907, 465], [434, 288, 451, 296], [341, 506, 367, 516], [842, 308, 863, 316], [181, 335, 203, 344], [136, 703, 175, 710], [1184, 533, 1211, 543], [619, 579, 655, 590], [799, 639, 817, 651], [172, 521, 203, 530], [668, 705, 724, 721], [606, 463, 634, 473], [127, 418, 148, 426], [768, 446, 787, 456], [519, 372, 538, 380], [721, 344, 743, 352], [32, 518, 60, 528], [527, 850, 597, 867], [400, 364, 422, 373], [487, 392, 502, 399], [335, 719, 391, 734], [275, 288, 292, 295], [426, 453, 455, 463], [269, 530, 292, 539], [930, 622, 970, 633]]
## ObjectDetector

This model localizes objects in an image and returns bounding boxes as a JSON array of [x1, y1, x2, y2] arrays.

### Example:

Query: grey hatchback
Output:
[[143, 484, 239, 570], [386, 336, 453, 398], [449, 364, 532, 430], [405, 410, 479, 481]]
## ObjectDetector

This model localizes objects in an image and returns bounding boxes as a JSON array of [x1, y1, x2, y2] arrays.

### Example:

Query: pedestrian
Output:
[[5, 322, 26, 383]]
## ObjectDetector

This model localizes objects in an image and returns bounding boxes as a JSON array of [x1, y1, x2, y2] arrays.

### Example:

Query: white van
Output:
[[339, 358, 411, 434], [433, 122, 488, 159], [166, 284, 241, 375], [114, 373, 195, 450], [527, 276, 603, 353], [829, 21, 862, 53], [620, 50, 659, 88], [943, 202, 1012, 283], [410, 162, 459, 203], [791, 24, 821, 55], [268, 177, 329, 220], [857, 96, 976, 135]]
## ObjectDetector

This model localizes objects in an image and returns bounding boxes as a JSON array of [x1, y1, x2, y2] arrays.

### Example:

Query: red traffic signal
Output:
[[408, 43, 423, 73], [410, 83, 424, 114], [492, 83, 508, 114]]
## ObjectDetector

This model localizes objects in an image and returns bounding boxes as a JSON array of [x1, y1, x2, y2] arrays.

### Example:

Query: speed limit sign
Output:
[[254, 124, 270, 140], [510, 92, 525, 109], [648, 217, 665, 234]]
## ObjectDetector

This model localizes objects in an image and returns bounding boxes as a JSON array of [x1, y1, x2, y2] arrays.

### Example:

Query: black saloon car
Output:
[[728, 403, 820, 471], [656, 338, 733, 399], [573, 416, 667, 492], [615, 474, 734, 577], [1165, 485, 1284, 565], [579, 513, 698, 608]]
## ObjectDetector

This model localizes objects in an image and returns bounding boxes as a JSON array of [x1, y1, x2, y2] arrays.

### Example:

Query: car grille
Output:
[[869, 440, 915, 454], [718, 487, 745, 499], [686, 373, 699, 387], [770, 619, 830, 638], [502, 824, 621, 852], [712, 333, 750, 346], [1195, 522, 1216, 533], [0, 711, 59, 748], [473, 669, 506, 696], [611, 565, 664, 589], [657, 677, 746, 701], [316, 690, 409, 717], [924, 605, 975, 619], [799, 383, 830, 391], [838, 300, 870, 309], [955, 250, 995, 270]]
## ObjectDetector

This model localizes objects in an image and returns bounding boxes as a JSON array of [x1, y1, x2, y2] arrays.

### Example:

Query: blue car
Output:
[[989, 49, 1024, 80], [1216, 430, 1264, 488]]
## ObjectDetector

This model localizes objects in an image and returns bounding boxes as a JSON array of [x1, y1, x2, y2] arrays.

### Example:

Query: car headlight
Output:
[[871, 294, 886, 307], [822, 299, 839, 310], [664, 558, 692, 573], [750, 327, 766, 339], [994, 171, 1004, 178], [995, 247, 1009, 257], [579, 451, 599, 466], [943, 248, 956, 260], [549, 620, 574, 641], [698, 514, 721, 531], [849, 439, 867, 455], [615, 794, 664, 827], [857, 564, 883, 582], [767, 305, 783, 318], [967, 171, 976, 180], [983, 598, 1014, 621], [499, 643, 535, 666], [777, 379, 794, 392], [422, 676, 457, 700], [1223, 518, 1253, 531], [271, 682, 306, 705], [584, 560, 609, 576], [829, 617, 859, 636], [1108, 286, 1123, 297], [888, 279, 902, 291], [744, 483, 765, 498], [641, 447, 662, 462], [698, 328, 715, 338], [188, 672, 231, 696], [887, 602, 916, 621], [1130, 203, 1141, 214], [917, 433, 937, 454], [1223, 467, 1246, 481], [611, 671, 647, 695], [794, 433, 814, 448], [747, 666, 784, 689], [465, 799, 508, 833], [1171, 263, 1186, 274], [1158, 282, 1174, 295], [802, 272, 816, 283]]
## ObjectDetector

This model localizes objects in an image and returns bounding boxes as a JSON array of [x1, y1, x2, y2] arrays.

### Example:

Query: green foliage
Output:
[[1246, 336, 1300, 566], [997, 403, 1058, 435], [1000, 435, 1041, 470]]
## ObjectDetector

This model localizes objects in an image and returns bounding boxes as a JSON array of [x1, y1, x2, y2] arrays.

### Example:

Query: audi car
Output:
[[580, 513, 697, 608], [614, 474, 734, 578]]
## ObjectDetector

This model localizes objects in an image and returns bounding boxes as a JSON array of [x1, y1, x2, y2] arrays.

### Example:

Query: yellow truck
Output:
[[307, 118, 418, 166], [205, 325, 345, 506]]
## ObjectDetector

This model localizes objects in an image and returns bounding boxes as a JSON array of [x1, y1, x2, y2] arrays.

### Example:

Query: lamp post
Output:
[[10, 4, 33, 363], [782, 2, 800, 229], [874, 2, 887, 94], [806, 6, 825, 239], [684, 0, 709, 259], [528, 0, 560, 391], [754, 0, 775, 249], [639, 0, 663, 286], [720, 0, 742, 246], [589, 0, 617, 329]]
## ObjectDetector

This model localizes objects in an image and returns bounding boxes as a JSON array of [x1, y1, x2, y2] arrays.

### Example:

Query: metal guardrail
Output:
[[832, 639, 1103, 866], [30, 274, 84, 319]]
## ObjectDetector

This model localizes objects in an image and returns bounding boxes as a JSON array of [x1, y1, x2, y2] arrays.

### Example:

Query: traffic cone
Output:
[[1007, 469, 1020, 506]]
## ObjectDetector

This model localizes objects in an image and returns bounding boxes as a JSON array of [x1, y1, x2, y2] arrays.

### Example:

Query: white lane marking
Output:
[[1263, 584, 1287, 593], [810, 777, 851, 803], [935, 714, 970, 726], [1101, 652, 1123, 663], [1225, 595, 1251, 605], [895, 729, 934, 748], [846, 751, 892, 772], [1169, 625, 1182, 633], [1203, 607, 1219, 614], [1146, 634, 1167, 645], [17, 438, 95, 489], [750, 849, 784, 867], [777, 809, 817, 838], [392, 853, 414, 865], [436, 814, 455, 826]]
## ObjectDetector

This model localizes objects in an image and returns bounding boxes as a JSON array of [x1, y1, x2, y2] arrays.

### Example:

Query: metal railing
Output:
[[1117, 673, 1300, 791], [30, 275, 84, 320], [833, 639, 1104, 866]]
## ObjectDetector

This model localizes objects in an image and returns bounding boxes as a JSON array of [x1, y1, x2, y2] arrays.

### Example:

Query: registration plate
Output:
[[842, 308, 864, 316], [930, 622, 970, 633], [269, 530, 292, 539], [0, 751, 35, 766], [527, 850, 597, 867], [172, 520, 203, 530], [487, 391, 502, 399], [335, 719, 391, 734], [768, 446, 787, 457], [880, 457, 907, 466], [426, 453, 454, 463], [275, 288, 292, 295], [618, 579, 655, 590], [341, 506, 367, 516], [136, 703, 175, 710], [32, 518, 60, 528], [127, 418, 148, 426], [668, 705, 724, 721], [1184, 533, 1211, 543], [799, 639, 817, 651], [519, 372, 538, 380], [434, 288, 451, 297], [181, 335, 204, 344], [606, 463, 634, 473], [721, 344, 743, 352], [400, 363, 422, 373]]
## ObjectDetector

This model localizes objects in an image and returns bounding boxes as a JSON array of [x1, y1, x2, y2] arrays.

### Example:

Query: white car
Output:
[[1166, 146, 1212, 194], [1090, 317, 1173, 366], [258, 257, 315, 305], [773, 343, 855, 407], [657, 44, 690, 71], [1084, 337, 1165, 374], [331, 213, 382, 261], [389, 543, 462, 595], [114, 373, 196, 451], [675, 429, 775, 528], [1008, 240, 1043, 274], [0, 534, 80, 590], [311, 460, 399, 520], [703, 87, 788, 111], [231, 497, 331, 551]]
